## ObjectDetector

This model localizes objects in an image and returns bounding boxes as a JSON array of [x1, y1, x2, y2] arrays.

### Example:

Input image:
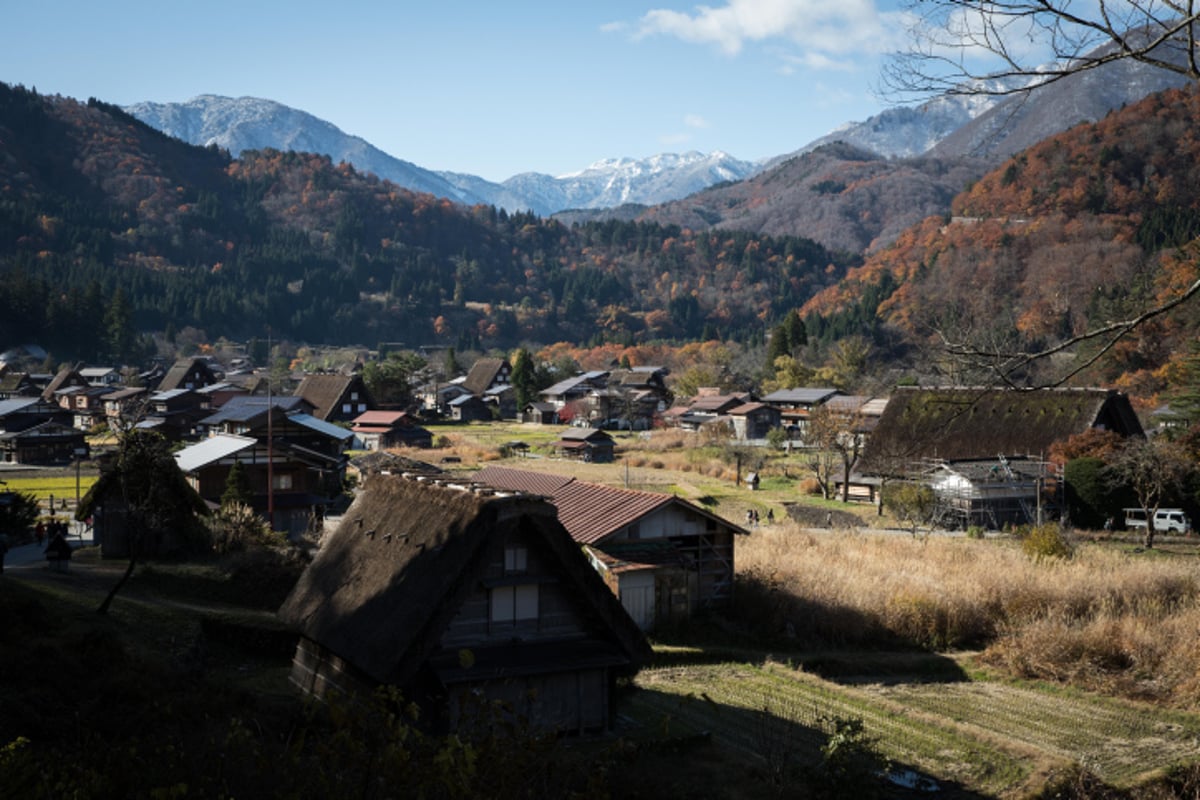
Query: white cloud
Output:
[[631, 0, 910, 62], [684, 113, 710, 129], [660, 132, 692, 145]]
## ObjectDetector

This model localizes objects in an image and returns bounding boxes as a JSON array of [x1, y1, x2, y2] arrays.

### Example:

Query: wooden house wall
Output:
[[607, 506, 735, 609], [439, 526, 593, 649]]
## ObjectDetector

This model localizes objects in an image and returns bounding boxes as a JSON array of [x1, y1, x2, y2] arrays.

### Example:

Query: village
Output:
[[4, 344, 1200, 798]]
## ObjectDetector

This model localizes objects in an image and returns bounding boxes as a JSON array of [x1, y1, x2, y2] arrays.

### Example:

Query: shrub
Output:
[[207, 502, 281, 555], [965, 525, 986, 539], [1021, 523, 1074, 561]]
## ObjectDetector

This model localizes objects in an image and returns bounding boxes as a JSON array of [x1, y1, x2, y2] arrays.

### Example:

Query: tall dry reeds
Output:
[[735, 523, 1200, 706]]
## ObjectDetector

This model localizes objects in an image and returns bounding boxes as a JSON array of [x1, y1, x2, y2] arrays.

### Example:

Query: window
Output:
[[272, 473, 293, 490], [342, 403, 352, 414], [350, 391, 359, 401], [504, 546, 528, 573], [490, 584, 538, 623]]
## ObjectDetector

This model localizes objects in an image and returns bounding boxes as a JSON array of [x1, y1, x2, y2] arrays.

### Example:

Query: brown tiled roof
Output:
[[728, 402, 770, 415], [351, 410, 410, 426], [474, 465, 678, 545], [688, 393, 751, 413]]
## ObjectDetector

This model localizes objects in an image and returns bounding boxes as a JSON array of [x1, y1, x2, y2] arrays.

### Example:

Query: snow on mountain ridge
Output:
[[125, 95, 761, 216]]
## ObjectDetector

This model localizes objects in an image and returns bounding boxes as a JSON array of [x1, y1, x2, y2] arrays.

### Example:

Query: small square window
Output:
[[490, 584, 538, 623], [505, 546, 527, 573]]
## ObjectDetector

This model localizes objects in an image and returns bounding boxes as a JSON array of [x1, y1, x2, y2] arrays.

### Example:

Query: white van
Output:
[[1124, 508, 1192, 533]]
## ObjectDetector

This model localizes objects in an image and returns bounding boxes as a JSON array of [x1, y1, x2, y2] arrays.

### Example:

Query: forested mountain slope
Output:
[[0, 83, 855, 361], [627, 142, 990, 254], [801, 86, 1200, 396]]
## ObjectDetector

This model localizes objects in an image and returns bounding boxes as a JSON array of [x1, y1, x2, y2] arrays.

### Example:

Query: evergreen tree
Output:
[[444, 346, 461, 378], [104, 287, 136, 364], [766, 322, 792, 370], [510, 348, 537, 408], [220, 460, 254, 508], [784, 312, 807, 350]]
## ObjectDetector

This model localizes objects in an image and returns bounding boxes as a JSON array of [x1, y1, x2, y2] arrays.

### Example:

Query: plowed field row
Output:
[[631, 660, 1200, 797]]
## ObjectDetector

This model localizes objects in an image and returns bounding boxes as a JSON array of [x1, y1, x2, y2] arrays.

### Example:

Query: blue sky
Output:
[[4, 1, 915, 182]]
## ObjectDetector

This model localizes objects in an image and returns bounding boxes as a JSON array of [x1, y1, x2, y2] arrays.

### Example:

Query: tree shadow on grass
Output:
[[617, 685, 993, 799]]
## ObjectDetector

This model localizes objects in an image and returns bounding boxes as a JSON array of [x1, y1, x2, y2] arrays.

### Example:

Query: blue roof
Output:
[[201, 395, 308, 424], [290, 412, 354, 441], [0, 398, 43, 417], [174, 434, 257, 472]]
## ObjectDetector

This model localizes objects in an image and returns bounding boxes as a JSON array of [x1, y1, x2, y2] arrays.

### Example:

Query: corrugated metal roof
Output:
[[174, 434, 256, 472], [291, 412, 354, 441], [352, 410, 409, 425], [472, 466, 672, 545], [0, 398, 39, 416], [761, 388, 840, 405]]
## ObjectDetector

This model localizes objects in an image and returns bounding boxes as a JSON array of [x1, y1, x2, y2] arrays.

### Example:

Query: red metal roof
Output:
[[473, 466, 673, 545], [352, 410, 410, 425]]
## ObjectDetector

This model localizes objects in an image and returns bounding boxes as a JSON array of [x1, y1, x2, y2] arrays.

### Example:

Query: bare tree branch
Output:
[[885, 2, 1200, 387], [885, 1, 1200, 102], [936, 273, 1200, 388]]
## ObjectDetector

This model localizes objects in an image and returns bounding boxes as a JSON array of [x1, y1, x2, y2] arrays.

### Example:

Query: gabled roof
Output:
[[351, 410, 411, 427], [0, 419, 81, 441], [541, 371, 607, 397], [158, 358, 218, 392], [0, 397, 43, 417], [728, 402, 774, 416], [293, 374, 369, 420], [687, 393, 751, 414], [174, 434, 257, 472], [290, 412, 354, 442], [101, 386, 146, 402], [558, 427, 615, 444], [760, 387, 840, 405], [200, 395, 312, 425], [461, 358, 510, 396], [151, 388, 195, 402], [473, 465, 745, 545], [277, 475, 650, 686], [41, 367, 87, 400], [861, 386, 1144, 470], [0, 372, 36, 395]]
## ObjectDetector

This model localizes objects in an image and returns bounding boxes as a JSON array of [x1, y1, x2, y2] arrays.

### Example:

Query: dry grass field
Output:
[[422, 425, 1200, 796]]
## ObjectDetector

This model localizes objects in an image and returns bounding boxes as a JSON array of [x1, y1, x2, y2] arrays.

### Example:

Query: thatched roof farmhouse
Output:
[[862, 387, 1143, 471], [278, 474, 650, 734]]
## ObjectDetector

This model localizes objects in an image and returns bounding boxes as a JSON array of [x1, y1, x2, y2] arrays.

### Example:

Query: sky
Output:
[[4, 0, 918, 182]]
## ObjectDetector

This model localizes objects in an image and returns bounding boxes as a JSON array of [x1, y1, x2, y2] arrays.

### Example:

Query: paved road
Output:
[[3, 527, 95, 571]]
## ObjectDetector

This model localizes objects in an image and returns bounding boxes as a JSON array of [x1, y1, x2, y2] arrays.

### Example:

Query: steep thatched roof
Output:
[[861, 387, 1144, 472], [293, 374, 372, 421], [461, 358, 508, 396], [278, 475, 649, 686]]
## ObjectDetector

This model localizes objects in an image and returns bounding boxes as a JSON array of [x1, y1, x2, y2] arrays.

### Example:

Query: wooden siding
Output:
[[440, 527, 591, 649]]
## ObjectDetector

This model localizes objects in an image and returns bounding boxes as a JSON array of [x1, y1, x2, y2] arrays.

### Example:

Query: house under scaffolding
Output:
[[926, 456, 1058, 530]]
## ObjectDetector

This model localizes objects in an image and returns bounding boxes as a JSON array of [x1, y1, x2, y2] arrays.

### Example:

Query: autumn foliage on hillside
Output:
[[0, 82, 855, 360], [801, 85, 1200, 398]]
